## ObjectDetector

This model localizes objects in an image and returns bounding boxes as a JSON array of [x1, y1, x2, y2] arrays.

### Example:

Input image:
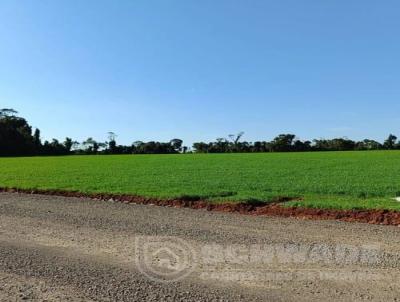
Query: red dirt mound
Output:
[[1, 187, 400, 226]]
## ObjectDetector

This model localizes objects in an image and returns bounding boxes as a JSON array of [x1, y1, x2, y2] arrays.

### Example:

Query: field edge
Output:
[[2, 187, 400, 226]]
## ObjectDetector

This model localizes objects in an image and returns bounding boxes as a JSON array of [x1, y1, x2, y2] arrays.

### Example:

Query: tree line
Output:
[[1, 108, 399, 156], [193, 133, 399, 153]]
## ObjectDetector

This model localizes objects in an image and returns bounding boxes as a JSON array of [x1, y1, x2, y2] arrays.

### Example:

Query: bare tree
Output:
[[107, 132, 117, 142], [228, 131, 245, 145]]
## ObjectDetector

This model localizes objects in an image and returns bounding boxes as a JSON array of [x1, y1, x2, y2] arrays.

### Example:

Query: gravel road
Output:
[[1, 192, 400, 301]]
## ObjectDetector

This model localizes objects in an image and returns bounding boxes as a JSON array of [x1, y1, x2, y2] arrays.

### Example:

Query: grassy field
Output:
[[1, 151, 400, 210]]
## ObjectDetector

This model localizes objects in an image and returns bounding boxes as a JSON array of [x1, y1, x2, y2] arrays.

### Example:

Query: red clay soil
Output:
[[1, 187, 400, 226]]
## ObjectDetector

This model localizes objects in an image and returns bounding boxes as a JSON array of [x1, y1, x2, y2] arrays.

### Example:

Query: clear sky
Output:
[[1, 0, 399, 146]]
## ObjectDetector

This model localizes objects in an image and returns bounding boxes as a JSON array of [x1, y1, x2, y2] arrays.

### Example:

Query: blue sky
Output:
[[1, 0, 399, 146]]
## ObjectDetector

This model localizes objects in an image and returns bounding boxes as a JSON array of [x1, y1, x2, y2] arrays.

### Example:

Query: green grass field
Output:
[[1, 151, 400, 210]]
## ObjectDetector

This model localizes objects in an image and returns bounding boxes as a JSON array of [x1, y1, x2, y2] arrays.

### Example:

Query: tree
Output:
[[356, 139, 382, 150], [170, 138, 183, 152], [383, 134, 397, 150], [330, 138, 356, 151], [82, 137, 99, 154], [192, 142, 209, 153], [33, 128, 41, 147], [63, 137, 74, 152], [228, 131, 244, 145], [107, 132, 117, 142], [212, 138, 230, 153], [0, 111, 36, 156], [107, 132, 117, 154], [228, 131, 245, 152], [293, 139, 312, 151], [252, 141, 264, 152], [0, 108, 18, 117], [270, 134, 296, 152]]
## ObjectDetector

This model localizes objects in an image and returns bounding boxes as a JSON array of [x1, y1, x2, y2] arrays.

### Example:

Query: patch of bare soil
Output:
[[2, 187, 400, 226]]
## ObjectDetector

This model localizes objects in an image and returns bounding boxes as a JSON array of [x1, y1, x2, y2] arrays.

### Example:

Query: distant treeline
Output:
[[1, 108, 399, 156]]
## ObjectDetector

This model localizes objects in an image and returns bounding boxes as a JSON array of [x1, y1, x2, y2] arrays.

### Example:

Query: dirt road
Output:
[[1, 192, 400, 301]]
